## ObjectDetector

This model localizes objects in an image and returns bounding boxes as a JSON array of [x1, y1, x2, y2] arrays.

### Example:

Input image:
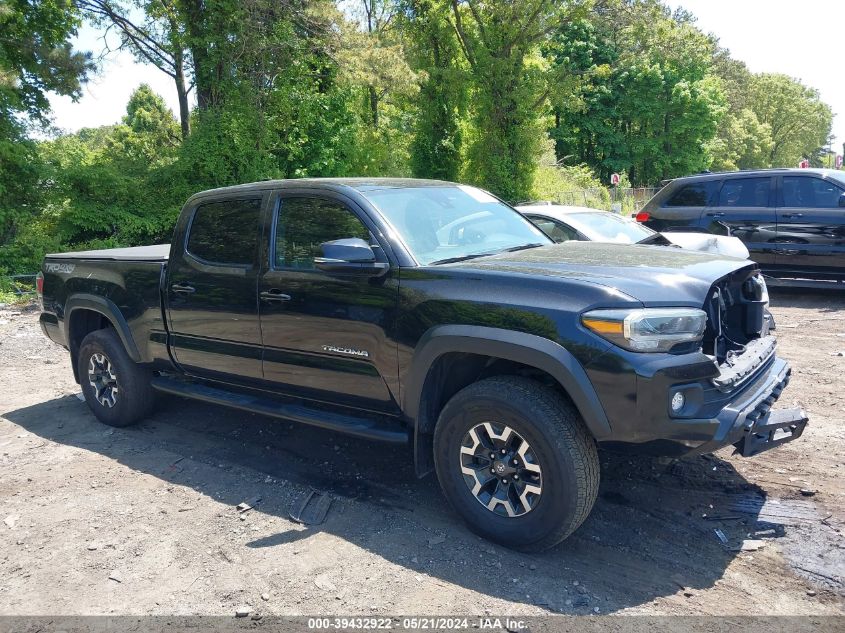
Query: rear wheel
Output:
[[77, 328, 155, 427], [433, 376, 599, 551]]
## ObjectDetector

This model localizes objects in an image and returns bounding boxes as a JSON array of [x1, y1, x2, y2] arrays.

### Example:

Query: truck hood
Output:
[[440, 241, 755, 305]]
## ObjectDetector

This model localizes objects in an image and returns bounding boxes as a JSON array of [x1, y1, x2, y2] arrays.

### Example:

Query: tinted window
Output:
[[664, 181, 718, 207], [718, 177, 771, 207], [782, 177, 845, 208], [187, 198, 261, 265], [275, 197, 371, 269]]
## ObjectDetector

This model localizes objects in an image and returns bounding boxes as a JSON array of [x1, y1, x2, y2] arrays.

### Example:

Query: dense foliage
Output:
[[0, 0, 837, 273], [1, 0, 93, 272], [548, 2, 727, 184]]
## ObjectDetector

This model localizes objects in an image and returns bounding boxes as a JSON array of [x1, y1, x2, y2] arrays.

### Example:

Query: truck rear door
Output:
[[165, 192, 267, 383]]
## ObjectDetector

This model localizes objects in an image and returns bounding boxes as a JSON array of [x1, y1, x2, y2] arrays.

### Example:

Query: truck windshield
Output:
[[364, 185, 550, 265]]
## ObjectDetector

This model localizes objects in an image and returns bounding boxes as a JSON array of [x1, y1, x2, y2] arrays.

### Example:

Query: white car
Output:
[[516, 203, 750, 259]]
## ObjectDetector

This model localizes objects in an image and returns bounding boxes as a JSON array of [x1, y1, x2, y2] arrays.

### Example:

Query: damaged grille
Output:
[[702, 269, 769, 366]]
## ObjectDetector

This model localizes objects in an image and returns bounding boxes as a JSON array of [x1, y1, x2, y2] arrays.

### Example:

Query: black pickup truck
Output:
[[38, 178, 808, 551]]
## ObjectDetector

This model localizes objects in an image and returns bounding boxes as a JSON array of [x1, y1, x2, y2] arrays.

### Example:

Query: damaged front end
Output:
[[700, 269, 808, 456]]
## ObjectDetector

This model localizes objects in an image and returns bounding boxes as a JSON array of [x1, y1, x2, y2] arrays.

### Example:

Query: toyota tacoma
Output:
[[37, 178, 808, 551]]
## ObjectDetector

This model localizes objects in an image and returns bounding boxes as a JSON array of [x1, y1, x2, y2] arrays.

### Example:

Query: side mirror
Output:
[[315, 238, 388, 276], [839, 193, 845, 208]]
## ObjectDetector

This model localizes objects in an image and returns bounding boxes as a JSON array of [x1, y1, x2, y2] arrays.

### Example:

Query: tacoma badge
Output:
[[321, 345, 369, 358]]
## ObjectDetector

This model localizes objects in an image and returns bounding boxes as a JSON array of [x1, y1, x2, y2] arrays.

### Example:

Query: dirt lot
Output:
[[0, 290, 843, 617]]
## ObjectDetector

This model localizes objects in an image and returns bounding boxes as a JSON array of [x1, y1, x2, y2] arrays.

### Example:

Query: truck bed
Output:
[[45, 244, 170, 262]]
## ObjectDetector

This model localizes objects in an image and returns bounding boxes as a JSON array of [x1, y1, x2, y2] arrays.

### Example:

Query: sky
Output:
[[49, 1, 844, 150], [47, 22, 188, 134], [669, 0, 843, 151]]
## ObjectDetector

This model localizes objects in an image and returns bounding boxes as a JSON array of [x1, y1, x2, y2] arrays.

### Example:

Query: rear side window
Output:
[[275, 197, 371, 269], [782, 176, 845, 208], [718, 178, 771, 207], [187, 198, 262, 266], [663, 181, 719, 207]]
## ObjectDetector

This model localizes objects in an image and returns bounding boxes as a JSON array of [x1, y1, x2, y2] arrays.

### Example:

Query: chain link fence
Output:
[[552, 187, 660, 213], [0, 274, 38, 304]]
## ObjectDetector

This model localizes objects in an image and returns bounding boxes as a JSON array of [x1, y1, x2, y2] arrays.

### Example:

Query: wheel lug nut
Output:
[[500, 449, 506, 454], [489, 453, 495, 459], [502, 479, 508, 484], [514, 475, 519, 480]]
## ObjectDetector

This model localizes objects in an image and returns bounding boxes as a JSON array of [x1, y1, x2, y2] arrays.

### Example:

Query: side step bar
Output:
[[151, 376, 409, 444]]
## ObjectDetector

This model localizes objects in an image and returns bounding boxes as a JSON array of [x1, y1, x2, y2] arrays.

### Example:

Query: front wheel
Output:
[[77, 328, 155, 427], [433, 376, 599, 551]]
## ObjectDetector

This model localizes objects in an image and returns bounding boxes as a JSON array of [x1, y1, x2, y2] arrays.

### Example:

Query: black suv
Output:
[[638, 168, 845, 285]]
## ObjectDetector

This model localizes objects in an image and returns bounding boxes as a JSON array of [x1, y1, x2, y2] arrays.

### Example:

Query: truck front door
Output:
[[165, 193, 266, 383], [257, 191, 400, 413]]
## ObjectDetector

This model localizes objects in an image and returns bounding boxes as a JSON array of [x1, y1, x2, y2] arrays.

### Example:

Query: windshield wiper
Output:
[[428, 253, 494, 265], [501, 242, 545, 253], [429, 243, 546, 266]]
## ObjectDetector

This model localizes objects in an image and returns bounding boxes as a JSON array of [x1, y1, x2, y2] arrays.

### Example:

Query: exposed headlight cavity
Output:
[[582, 308, 707, 352]]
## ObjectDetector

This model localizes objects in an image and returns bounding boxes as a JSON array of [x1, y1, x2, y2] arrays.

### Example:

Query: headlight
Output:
[[582, 308, 707, 352]]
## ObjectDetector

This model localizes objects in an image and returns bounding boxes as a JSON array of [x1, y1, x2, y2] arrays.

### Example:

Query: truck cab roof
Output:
[[186, 177, 458, 203]]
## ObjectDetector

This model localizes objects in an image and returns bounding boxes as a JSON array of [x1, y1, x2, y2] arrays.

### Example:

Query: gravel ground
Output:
[[0, 289, 843, 617]]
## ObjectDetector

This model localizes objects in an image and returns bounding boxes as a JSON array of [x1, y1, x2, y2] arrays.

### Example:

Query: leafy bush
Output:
[[532, 163, 610, 209]]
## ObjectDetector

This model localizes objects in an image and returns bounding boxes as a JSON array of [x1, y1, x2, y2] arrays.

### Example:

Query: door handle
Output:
[[705, 212, 725, 217], [260, 290, 291, 303], [782, 213, 803, 219], [171, 283, 196, 294]]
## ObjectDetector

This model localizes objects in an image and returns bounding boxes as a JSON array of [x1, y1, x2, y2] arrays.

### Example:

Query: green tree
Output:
[[747, 73, 832, 167], [114, 82, 180, 160], [707, 108, 773, 172], [35, 85, 184, 256], [336, 0, 417, 175], [0, 0, 92, 121], [547, 1, 725, 185], [403, 0, 466, 180], [448, 0, 590, 201], [0, 0, 93, 273], [342, 0, 418, 128], [76, 0, 193, 138], [175, 0, 362, 184], [0, 117, 49, 273]]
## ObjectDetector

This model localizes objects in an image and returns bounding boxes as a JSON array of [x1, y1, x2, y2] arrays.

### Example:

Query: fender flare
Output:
[[405, 325, 612, 475], [64, 294, 142, 363]]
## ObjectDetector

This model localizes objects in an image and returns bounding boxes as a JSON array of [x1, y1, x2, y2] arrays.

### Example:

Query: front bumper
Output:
[[684, 355, 808, 456], [589, 338, 808, 458], [734, 406, 808, 457]]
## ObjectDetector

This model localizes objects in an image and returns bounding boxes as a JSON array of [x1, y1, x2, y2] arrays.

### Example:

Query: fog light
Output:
[[671, 391, 686, 413]]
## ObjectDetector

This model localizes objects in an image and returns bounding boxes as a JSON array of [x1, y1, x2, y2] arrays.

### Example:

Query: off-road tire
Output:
[[77, 328, 155, 427], [433, 376, 599, 551]]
